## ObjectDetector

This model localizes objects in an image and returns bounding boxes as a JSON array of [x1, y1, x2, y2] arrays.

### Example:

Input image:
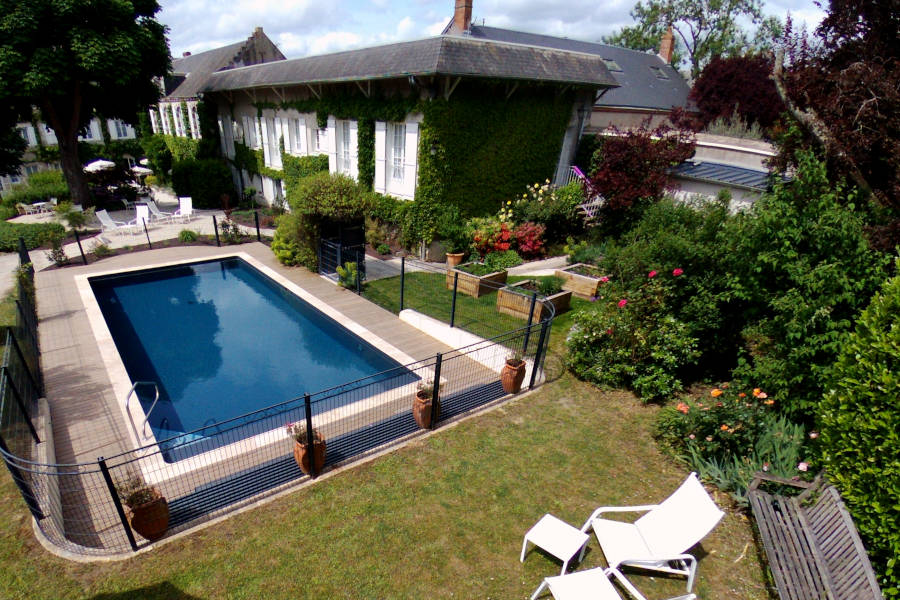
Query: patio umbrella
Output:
[[139, 158, 150, 166], [84, 159, 116, 173], [131, 165, 153, 175]]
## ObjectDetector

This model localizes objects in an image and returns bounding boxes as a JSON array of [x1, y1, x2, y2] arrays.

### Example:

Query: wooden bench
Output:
[[748, 473, 883, 600]]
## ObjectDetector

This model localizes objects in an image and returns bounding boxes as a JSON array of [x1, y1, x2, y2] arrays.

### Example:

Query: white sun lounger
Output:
[[96, 209, 136, 236], [531, 566, 696, 600]]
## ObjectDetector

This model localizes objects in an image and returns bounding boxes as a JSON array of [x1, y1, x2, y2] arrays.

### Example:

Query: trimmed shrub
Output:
[[171, 158, 233, 209], [483, 249, 523, 272], [141, 135, 172, 181], [818, 267, 900, 593], [178, 229, 198, 243], [282, 154, 329, 190], [1, 170, 70, 208], [0, 221, 65, 251]]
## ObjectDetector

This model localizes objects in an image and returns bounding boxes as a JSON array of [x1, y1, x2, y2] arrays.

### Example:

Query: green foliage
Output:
[[141, 135, 173, 181], [336, 261, 360, 289], [376, 243, 391, 255], [818, 267, 900, 592], [483, 250, 523, 272], [728, 151, 890, 420], [538, 276, 564, 296], [44, 231, 67, 266], [178, 229, 198, 243], [1, 170, 69, 207], [53, 201, 93, 230], [565, 237, 606, 266], [218, 218, 241, 244], [418, 84, 574, 218], [356, 118, 375, 190], [171, 159, 233, 209], [232, 142, 259, 176], [0, 221, 65, 251], [196, 100, 222, 159], [162, 134, 201, 162], [655, 385, 806, 504], [434, 205, 468, 253], [272, 216, 317, 269], [92, 242, 113, 258], [598, 197, 740, 377], [282, 154, 329, 190], [566, 271, 699, 402]]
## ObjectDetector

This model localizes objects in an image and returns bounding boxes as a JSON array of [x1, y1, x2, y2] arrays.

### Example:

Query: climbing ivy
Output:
[[356, 118, 375, 190]]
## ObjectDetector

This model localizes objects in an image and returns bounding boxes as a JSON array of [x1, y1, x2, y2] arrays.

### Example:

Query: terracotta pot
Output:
[[413, 390, 440, 429], [501, 359, 527, 394], [293, 434, 327, 476], [446, 252, 465, 268], [127, 492, 169, 541]]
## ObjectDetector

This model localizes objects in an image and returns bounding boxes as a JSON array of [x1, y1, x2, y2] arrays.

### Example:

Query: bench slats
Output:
[[748, 475, 884, 600]]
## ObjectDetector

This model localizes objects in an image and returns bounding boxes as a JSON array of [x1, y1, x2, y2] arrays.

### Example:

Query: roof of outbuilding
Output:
[[171, 41, 247, 76], [670, 160, 773, 191], [462, 25, 690, 111], [203, 35, 619, 92]]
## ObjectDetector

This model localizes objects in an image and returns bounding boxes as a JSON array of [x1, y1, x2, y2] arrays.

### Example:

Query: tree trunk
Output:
[[56, 134, 90, 207], [41, 87, 91, 207]]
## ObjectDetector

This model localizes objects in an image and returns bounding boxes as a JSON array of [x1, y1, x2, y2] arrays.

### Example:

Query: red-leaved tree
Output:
[[589, 122, 696, 214], [687, 54, 786, 132]]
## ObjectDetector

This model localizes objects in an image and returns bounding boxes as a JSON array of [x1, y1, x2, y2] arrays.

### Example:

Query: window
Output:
[[339, 122, 351, 174], [242, 116, 258, 148], [24, 164, 39, 175], [149, 111, 159, 134], [80, 125, 93, 140], [190, 104, 201, 138], [600, 58, 623, 72], [649, 66, 670, 80], [9, 173, 21, 185], [173, 105, 184, 136], [315, 127, 326, 153], [114, 120, 129, 138], [390, 124, 405, 182], [291, 118, 303, 154]]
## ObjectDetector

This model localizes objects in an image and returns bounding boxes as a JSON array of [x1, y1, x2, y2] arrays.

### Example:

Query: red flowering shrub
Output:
[[513, 222, 545, 258], [468, 216, 512, 257]]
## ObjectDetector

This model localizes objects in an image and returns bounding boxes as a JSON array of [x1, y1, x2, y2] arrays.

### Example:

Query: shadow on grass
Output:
[[87, 582, 201, 600]]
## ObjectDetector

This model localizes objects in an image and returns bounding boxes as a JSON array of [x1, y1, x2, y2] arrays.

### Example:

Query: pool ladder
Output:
[[124, 381, 160, 442]]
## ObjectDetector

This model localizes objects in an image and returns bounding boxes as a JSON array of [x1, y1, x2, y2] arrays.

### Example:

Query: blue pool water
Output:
[[90, 257, 415, 458]]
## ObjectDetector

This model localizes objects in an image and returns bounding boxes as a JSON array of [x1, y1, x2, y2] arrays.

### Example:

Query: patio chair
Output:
[[580, 472, 724, 600], [146, 199, 174, 223], [531, 566, 696, 600], [172, 196, 193, 223], [96, 209, 135, 236]]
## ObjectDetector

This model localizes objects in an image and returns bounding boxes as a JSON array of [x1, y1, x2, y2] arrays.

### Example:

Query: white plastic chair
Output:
[[580, 473, 724, 599], [134, 204, 151, 232], [96, 209, 135, 236], [173, 196, 193, 223], [146, 199, 173, 223], [531, 566, 695, 600]]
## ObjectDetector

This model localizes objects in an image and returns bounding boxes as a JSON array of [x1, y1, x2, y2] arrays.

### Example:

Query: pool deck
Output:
[[36, 242, 459, 466]]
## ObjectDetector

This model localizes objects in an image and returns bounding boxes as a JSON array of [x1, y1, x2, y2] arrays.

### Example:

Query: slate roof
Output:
[[165, 41, 249, 98], [670, 160, 772, 191], [462, 25, 690, 111], [204, 36, 619, 92]]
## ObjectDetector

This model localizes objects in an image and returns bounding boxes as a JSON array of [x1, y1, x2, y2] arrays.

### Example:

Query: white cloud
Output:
[[425, 18, 449, 36], [396, 16, 416, 37], [309, 31, 363, 55]]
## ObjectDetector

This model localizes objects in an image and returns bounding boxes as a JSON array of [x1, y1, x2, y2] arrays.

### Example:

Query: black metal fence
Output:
[[1, 241, 555, 556]]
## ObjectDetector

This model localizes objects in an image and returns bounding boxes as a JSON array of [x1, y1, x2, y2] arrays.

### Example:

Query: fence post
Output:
[[430, 353, 442, 430], [254, 210, 261, 241], [98, 457, 139, 552], [522, 293, 538, 356], [3, 368, 39, 444], [304, 393, 317, 478], [529, 319, 551, 390], [212, 215, 221, 247], [0, 435, 44, 519], [450, 272, 459, 328], [73, 230, 88, 265], [400, 256, 406, 311], [355, 249, 361, 295], [336, 244, 342, 273]]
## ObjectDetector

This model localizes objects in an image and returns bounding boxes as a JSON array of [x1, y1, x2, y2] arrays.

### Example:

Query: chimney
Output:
[[450, 0, 473, 34], [182, 51, 191, 57], [253, 27, 263, 36], [658, 26, 675, 64]]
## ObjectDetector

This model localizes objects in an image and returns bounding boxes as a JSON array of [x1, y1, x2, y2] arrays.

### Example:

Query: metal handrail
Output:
[[123, 381, 159, 441]]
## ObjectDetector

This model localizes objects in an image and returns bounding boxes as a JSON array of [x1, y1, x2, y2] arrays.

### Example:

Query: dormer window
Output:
[[601, 58, 623, 72], [649, 66, 670, 80]]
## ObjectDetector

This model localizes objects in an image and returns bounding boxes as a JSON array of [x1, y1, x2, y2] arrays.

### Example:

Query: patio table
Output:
[[521, 514, 590, 575]]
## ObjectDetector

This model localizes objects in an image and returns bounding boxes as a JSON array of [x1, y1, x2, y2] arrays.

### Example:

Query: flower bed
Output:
[[445, 262, 508, 298], [497, 280, 571, 321], [554, 263, 605, 299]]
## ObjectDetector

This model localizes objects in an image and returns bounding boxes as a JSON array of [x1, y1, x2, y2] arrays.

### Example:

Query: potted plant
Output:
[[501, 352, 527, 394], [412, 380, 441, 429], [117, 476, 169, 541], [438, 208, 467, 267], [286, 421, 326, 476]]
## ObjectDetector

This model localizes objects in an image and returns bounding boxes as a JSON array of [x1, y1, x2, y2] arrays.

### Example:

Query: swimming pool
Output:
[[89, 256, 417, 460]]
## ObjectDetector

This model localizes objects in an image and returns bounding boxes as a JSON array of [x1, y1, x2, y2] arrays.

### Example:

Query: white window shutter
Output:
[[280, 118, 292, 155], [260, 118, 270, 165], [348, 120, 358, 180], [106, 119, 117, 140], [297, 118, 307, 155], [402, 122, 419, 198], [272, 118, 283, 168], [326, 116, 337, 174], [253, 117, 262, 150], [374, 121, 387, 194]]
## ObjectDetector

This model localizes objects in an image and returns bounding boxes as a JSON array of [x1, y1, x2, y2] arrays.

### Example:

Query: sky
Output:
[[159, 0, 827, 60]]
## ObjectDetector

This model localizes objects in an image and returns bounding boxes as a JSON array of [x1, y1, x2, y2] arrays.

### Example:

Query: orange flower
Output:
[[756, 392, 768, 399], [753, 388, 763, 397], [676, 402, 690, 414], [710, 388, 723, 397], [764, 399, 774, 405], [720, 424, 729, 431], [738, 392, 746, 398]]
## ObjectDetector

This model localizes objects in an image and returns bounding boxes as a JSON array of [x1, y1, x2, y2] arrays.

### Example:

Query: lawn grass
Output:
[[0, 372, 768, 599]]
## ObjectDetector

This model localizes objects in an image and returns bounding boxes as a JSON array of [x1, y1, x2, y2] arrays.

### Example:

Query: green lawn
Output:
[[0, 277, 769, 599]]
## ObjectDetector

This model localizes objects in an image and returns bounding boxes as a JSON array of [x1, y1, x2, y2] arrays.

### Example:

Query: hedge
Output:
[[171, 158, 234, 209], [0, 221, 65, 251]]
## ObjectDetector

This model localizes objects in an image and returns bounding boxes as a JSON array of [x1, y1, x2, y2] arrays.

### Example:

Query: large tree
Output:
[[604, 0, 778, 78], [773, 3, 900, 249], [0, 0, 170, 205]]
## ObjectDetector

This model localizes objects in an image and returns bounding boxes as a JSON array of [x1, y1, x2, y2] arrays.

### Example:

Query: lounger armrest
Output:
[[608, 563, 697, 600], [580, 504, 659, 531]]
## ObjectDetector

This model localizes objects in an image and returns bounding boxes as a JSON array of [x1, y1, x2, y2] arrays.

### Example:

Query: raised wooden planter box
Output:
[[497, 280, 572, 321], [555, 263, 605, 299], [445, 263, 508, 298]]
